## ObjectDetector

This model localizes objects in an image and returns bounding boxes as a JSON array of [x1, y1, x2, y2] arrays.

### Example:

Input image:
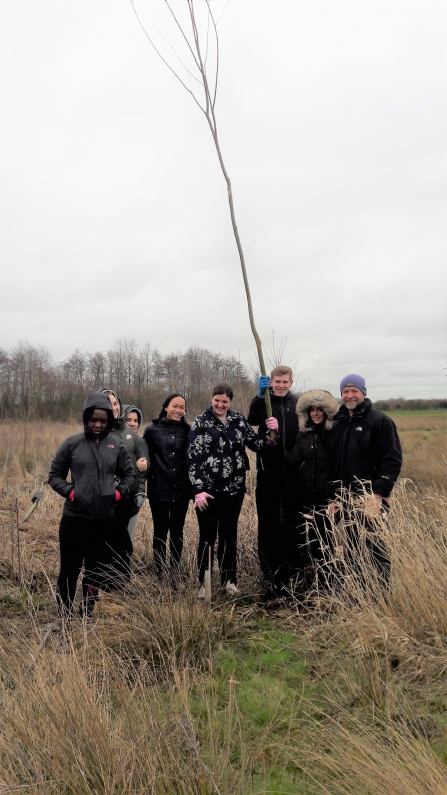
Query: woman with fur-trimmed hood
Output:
[[285, 389, 339, 590]]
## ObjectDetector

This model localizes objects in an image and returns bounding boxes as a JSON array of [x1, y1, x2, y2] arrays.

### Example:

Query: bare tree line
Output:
[[0, 339, 256, 422]]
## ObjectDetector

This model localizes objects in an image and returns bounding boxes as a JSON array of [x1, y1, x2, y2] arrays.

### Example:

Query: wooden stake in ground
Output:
[[204, 542, 212, 603], [131, 1, 274, 426]]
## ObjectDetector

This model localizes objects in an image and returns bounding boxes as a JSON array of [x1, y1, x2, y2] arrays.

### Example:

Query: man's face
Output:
[[271, 375, 292, 397], [341, 387, 365, 413]]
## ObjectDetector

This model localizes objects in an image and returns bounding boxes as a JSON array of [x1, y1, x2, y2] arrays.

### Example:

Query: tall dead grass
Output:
[[0, 418, 446, 793]]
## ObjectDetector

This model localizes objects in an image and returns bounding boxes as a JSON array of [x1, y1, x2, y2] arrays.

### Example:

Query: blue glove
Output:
[[257, 375, 270, 398]]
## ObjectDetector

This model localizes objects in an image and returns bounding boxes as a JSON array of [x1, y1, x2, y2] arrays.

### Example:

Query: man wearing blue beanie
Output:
[[325, 373, 402, 580]]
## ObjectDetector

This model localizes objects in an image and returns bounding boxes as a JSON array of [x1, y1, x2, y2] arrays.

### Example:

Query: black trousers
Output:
[[102, 499, 134, 589], [56, 513, 112, 618], [289, 506, 333, 590], [344, 516, 391, 583], [149, 497, 189, 573], [196, 492, 245, 585], [256, 473, 298, 588]]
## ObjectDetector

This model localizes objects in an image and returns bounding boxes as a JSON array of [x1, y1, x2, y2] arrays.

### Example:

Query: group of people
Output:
[[48, 367, 402, 620]]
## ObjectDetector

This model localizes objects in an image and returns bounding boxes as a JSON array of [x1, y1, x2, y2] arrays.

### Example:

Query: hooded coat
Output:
[[122, 404, 149, 460], [143, 415, 190, 502], [48, 392, 134, 520], [286, 390, 339, 509], [326, 398, 402, 499], [100, 392, 147, 501]]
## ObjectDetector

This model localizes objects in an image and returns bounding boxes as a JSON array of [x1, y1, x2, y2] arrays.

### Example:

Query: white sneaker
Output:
[[225, 581, 239, 596], [197, 586, 206, 600]]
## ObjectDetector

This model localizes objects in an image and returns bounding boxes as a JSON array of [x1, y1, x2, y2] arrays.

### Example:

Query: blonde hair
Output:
[[270, 365, 293, 380]]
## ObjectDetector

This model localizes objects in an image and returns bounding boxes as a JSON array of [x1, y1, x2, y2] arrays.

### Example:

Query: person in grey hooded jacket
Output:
[[122, 403, 149, 540], [49, 391, 134, 619], [101, 390, 147, 567]]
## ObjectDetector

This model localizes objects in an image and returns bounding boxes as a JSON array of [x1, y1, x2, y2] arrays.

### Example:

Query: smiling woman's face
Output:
[[106, 393, 120, 419], [211, 393, 232, 419], [126, 411, 139, 431], [165, 397, 186, 422], [310, 406, 325, 425]]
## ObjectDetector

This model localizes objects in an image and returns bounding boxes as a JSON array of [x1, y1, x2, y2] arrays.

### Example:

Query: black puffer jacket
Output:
[[326, 399, 402, 499], [48, 392, 134, 520], [144, 416, 191, 502], [286, 425, 329, 507], [286, 388, 339, 508], [247, 390, 298, 482]]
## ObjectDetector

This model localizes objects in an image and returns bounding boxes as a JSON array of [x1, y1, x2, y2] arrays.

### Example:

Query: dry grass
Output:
[[0, 417, 446, 793], [390, 410, 446, 491]]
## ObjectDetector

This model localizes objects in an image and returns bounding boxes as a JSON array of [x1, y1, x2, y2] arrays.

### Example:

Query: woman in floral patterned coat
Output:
[[188, 382, 278, 598]]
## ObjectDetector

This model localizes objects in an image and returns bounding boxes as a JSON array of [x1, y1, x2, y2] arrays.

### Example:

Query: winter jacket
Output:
[[122, 404, 150, 462], [48, 392, 134, 520], [285, 389, 339, 508], [247, 390, 298, 481], [110, 417, 147, 500], [326, 399, 402, 499], [188, 407, 269, 497], [143, 416, 191, 502]]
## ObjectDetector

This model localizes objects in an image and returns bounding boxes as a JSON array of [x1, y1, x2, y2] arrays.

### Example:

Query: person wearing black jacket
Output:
[[143, 393, 191, 583], [326, 374, 402, 580], [285, 389, 339, 591], [48, 392, 134, 620], [247, 366, 298, 595]]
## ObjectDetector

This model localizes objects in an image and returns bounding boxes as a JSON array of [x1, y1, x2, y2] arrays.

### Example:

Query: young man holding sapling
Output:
[[248, 366, 298, 596], [326, 374, 402, 581]]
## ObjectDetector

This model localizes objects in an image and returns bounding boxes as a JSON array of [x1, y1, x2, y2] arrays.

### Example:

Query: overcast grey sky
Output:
[[0, 0, 445, 399]]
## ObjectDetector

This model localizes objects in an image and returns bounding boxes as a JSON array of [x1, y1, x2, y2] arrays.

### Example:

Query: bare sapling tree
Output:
[[130, 0, 274, 423]]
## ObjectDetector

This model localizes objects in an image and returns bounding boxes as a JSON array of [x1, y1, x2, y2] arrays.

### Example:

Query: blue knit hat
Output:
[[340, 374, 367, 396]]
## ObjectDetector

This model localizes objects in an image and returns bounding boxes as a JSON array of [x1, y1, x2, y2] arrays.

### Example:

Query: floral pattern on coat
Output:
[[187, 407, 268, 496]]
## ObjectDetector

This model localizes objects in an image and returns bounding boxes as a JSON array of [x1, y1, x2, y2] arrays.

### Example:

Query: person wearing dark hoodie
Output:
[[48, 392, 134, 620], [122, 403, 149, 541], [101, 389, 147, 578], [285, 389, 339, 591], [143, 394, 190, 584]]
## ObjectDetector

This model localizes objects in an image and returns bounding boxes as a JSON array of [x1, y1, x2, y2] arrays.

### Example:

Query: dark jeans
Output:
[[56, 513, 112, 618], [149, 497, 189, 573], [196, 491, 245, 585]]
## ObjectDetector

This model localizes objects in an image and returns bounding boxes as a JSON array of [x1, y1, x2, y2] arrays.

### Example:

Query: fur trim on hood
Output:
[[297, 389, 340, 432]]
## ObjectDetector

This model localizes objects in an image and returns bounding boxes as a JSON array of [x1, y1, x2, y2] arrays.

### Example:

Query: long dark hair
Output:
[[158, 392, 187, 419]]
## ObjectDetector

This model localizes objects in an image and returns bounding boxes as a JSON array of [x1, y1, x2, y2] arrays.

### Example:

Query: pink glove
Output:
[[68, 489, 75, 502], [194, 492, 214, 511], [266, 417, 279, 433], [115, 490, 121, 501]]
